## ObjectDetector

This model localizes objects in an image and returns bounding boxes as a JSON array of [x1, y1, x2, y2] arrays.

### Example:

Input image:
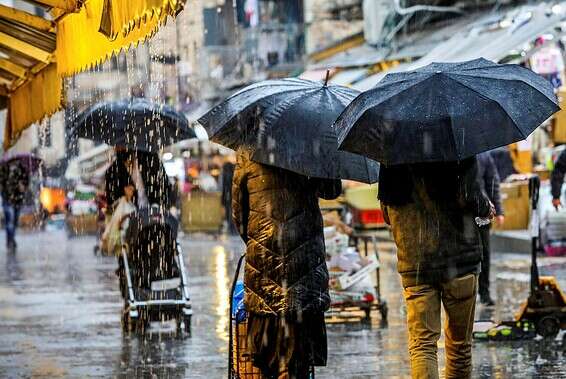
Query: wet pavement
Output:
[[0, 230, 565, 378]]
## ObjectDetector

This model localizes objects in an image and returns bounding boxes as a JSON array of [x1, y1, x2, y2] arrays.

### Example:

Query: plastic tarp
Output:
[[354, 4, 564, 91], [57, 0, 186, 76]]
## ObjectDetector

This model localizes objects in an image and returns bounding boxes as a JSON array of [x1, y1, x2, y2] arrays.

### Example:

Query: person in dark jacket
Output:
[[232, 147, 341, 379], [379, 158, 494, 379], [0, 161, 29, 250], [551, 149, 566, 210], [220, 159, 237, 234], [476, 152, 504, 306]]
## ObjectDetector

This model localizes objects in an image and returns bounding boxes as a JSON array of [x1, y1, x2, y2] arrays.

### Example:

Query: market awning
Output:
[[57, 0, 186, 76], [0, 0, 186, 150], [0, 1, 65, 150]]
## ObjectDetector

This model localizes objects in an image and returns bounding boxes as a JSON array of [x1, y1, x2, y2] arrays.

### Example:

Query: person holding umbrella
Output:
[[0, 161, 30, 250], [199, 75, 378, 378], [551, 149, 566, 210], [73, 98, 196, 212], [0, 154, 40, 251], [334, 58, 559, 378]]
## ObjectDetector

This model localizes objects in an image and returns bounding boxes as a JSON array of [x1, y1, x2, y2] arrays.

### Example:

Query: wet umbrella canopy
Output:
[[0, 153, 42, 174], [335, 58, 560, 165], [72, 98, 196, 153], [198, 77, 379, 184]]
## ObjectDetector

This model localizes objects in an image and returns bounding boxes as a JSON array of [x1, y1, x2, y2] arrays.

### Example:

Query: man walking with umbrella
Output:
[[379, 160, 494, 378], [334, 59, 560, 378]]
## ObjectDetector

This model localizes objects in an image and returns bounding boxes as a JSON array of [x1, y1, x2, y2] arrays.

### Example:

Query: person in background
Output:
[[379, 158, 494, 379], [476, 152, 504, 306], [105, 149, 135, 211], [490, 146, 516, 181], [232, 147, 341, 379], [0, 161, 30, 250], [551, 149, 566, 210], [105, 149, 173, 211], [220, 156, 237, 234]]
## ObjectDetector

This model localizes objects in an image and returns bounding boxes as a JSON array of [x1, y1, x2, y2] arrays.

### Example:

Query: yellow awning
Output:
[[4, 63, 63, 150], [57, 0, 185, 76], [99, 0, 185, 40], [1, 0, 186, 149]]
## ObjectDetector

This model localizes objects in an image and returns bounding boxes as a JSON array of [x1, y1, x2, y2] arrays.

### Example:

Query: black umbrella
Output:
[[72, 98, 196, 153], [335, 58, 560, 165], [198, 77, 379, 184]]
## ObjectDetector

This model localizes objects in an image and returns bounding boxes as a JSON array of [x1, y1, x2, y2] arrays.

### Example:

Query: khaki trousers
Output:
[[403, 274, 478, 379]]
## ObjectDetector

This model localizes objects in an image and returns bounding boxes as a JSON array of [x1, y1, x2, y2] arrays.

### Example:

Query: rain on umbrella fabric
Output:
[[72, 98, 196, 153], [198, 78, 379, 184], [334, 58, 560, 166]]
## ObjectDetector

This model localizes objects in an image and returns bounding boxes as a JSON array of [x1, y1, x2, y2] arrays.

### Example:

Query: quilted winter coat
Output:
[[232, 148, 341, 317]]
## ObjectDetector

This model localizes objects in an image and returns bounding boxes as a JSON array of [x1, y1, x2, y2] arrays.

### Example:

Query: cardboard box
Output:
[[494, 181, 530, 230]]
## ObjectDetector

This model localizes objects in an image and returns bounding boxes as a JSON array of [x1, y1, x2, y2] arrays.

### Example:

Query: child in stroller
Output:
[[117, 205, 192, 333]]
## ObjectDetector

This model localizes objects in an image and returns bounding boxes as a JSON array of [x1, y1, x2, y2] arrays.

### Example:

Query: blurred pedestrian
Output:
[[232, 147, 341, 379], [476, 152, 504, 306], [220, 156, 237, 234], [379, 158, 494, 379], [551, 149, 566, 210], [0, 161, 30, 250]]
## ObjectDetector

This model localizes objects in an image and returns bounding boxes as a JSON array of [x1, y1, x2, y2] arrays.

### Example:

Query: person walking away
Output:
[[551, 149, 566, 210], [476, 152, 504, 306], [232, 147, 341, 379], [379, 158, 494, 379], [0, 161, 30, 250], [220, 157, 237, 234]]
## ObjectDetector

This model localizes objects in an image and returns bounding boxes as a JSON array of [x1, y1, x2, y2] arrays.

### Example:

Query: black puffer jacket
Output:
[[379, 158, 491, 287], [232, 148, 341, 317], [551, 149, 566, 200]]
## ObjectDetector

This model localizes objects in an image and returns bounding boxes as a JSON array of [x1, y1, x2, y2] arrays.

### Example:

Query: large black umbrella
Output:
[[335, 58, 560, 165], [198, 77, 379, 183], [72, 98, 196, 153]]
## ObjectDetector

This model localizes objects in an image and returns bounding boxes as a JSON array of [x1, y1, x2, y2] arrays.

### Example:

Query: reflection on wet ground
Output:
[[0, 231, 564, 378]]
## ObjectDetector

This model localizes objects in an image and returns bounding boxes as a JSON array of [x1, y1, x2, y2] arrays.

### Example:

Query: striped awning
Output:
[[0, 0, 186, 149]]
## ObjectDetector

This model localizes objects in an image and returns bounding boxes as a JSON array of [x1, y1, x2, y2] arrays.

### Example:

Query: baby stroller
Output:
[[117, 205, 193, 334]]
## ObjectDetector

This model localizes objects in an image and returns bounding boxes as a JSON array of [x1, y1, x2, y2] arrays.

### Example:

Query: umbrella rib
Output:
[[204, 86, 317, 135], [443, 75, 528, 140], [446, 71, 558, 104], [335, 76, 434, 145]]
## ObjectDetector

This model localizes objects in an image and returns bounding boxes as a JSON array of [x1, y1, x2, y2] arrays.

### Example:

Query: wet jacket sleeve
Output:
[[232, 155, 249, 243], [551, 150, 566, 200], [482, 153, 504, 216], [311, 178, 342, 200], [459, 159, 491, 217]]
